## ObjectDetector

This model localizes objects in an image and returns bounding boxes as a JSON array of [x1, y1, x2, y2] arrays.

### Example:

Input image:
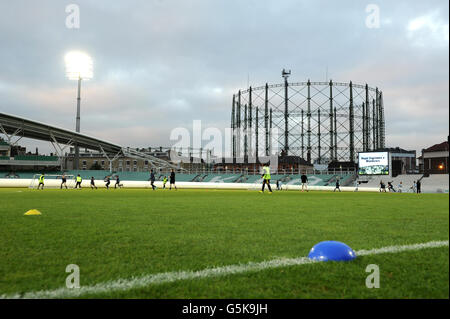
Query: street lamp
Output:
[[65, 51, 93, 169]]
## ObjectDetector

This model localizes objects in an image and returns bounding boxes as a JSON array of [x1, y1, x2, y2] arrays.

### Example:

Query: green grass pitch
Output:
[[0, 187, 448, 298]]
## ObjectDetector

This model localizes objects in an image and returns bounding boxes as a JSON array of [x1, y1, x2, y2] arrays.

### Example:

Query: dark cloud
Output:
[[0, 0, 448, 155]]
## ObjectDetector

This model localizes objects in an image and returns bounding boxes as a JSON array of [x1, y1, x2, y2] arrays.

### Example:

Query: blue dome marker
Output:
[[308, 241, 356, 262]]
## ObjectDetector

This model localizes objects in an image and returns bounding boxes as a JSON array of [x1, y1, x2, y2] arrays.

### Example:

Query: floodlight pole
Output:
[[74, 75, 81, 170], [76, 75, 81, 132]]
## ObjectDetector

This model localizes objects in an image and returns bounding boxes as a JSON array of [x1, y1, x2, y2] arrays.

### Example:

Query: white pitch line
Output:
[[1, 240, 448, 299]]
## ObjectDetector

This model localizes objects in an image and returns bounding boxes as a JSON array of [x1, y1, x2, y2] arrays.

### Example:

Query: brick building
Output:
[[419, 140, 449, 174]]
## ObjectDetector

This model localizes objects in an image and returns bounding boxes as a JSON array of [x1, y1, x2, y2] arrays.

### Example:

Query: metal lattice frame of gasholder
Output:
[[231, 80, 385, 164]]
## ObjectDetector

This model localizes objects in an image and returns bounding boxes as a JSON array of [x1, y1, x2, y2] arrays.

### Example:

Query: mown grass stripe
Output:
[[1, 240, 448, 299]]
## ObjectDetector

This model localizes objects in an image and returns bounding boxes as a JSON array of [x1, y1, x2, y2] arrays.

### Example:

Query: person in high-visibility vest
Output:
[[75, 174, 82, 189], [260, 164, 273, 193], [38, 173, 45, 190], [163, 176, 168, 189]]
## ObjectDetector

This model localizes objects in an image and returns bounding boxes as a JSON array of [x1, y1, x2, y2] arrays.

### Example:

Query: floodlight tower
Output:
[[281, 69, 291, 80], [65, 51, 93, 169]]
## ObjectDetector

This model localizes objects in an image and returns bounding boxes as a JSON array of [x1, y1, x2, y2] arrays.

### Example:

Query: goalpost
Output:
[[29, 174, 75, 189]]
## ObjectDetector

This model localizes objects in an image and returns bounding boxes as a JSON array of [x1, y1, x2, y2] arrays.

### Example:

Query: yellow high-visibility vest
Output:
[[76, 176, 82, 182], [39, 175, 44, 183], [263, 166, 271, 180]]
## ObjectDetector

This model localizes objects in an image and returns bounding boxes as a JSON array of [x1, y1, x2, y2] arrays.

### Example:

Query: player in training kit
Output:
[[260, 164, 273, 193], [60, 173, 67, 189], [276, 180, 282, 191], [387, 181, 396, 192], [334, 178, 341, 192], [75, 174, 82, 189], [90, 177, 97, 189], [301, 173, 308, 192], [105, 176, 111, 189], [163, 176, 168, 189], [416, 180, 421, 193], [379, 180, 386, 192], [115, 175, 122, 189], [38, 173, 45, 190], [169, 169, 177, 190], [149, 170, 156, 190]]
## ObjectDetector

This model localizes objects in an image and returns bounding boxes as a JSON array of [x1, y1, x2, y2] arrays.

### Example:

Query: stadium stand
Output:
[[65, 170, 111, 181], [13, 155, 59, 161], [388, 174, 425, 192], [110, 171, 148, 181], [0, 171, 352, 184], [421, 174, 449, 193], [201, 174, 241, 183], [192, 174, 208, 182], [239, 175, 263, 183], [0, 171, 19, 178], [356, 174, 448, 193], [322, 174, 354, 186], [0, 171, 60, 179], [7, 170, 444, 192], [359, 174, 422, 189], [339, 174, 356, 186], [175, 174, 201, 182]]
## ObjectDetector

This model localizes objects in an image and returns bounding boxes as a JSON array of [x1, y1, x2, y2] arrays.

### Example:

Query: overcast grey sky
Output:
[[0, 0, 448, 155]]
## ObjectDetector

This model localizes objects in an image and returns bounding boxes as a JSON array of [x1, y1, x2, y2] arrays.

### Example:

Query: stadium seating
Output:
[[0, 171, 60, 179], [175, 174, 200, 182], [2, 169, 447, 193], [13, 155, 59, 161], [201, 174, 241, 183], [0, 171, 19, 178], [0, 170, 355, 185], [241, 175, 263, 183], [112, 171, 149, 181], [421, 174, 449, 193], [65, 170, 111, 181], [359, 174, 423, 192], [312, 175, 334, 186], [338, 174, 356, 186]]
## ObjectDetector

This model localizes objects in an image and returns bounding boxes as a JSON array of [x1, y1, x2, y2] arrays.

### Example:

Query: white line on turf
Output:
[[1, 240, 448, 299]]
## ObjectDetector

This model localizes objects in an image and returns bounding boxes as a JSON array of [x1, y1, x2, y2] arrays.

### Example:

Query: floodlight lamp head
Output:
[[65, 51, 93, 80], [281, 69, 291, 79]]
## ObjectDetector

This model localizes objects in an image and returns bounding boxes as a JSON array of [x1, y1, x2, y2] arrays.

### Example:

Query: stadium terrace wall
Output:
[[0, 178, 380, 192]]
